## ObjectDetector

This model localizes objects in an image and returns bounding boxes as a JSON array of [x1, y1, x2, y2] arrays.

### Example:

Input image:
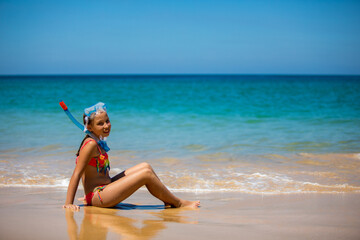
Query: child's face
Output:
[[88, 111, 111, 138]]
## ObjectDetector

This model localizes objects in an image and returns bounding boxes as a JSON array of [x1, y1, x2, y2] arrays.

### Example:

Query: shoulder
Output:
[[79, 139, 99, 157]]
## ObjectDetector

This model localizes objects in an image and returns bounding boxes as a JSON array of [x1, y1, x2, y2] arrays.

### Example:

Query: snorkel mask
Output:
[[84, 102, 107, 129], [59, 101, 110, 152]]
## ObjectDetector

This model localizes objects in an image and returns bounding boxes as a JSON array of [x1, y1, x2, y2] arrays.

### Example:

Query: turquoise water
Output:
[[1, 75, 360, 193]]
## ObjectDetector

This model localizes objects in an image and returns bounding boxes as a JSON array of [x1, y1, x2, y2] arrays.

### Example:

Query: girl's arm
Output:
[[63, 168, 82, 210], [63, 140, 97, 210]]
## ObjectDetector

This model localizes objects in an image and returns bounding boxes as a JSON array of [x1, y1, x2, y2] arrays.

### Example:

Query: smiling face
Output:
[[87, 111, 111, 139]]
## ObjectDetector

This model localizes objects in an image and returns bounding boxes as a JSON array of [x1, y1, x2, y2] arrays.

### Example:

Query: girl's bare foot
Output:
[[178, 199, 200, 209], [164, 200, 200, 209]]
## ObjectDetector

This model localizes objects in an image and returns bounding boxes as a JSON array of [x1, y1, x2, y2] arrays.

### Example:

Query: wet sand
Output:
[[0, 187, 359, 240]]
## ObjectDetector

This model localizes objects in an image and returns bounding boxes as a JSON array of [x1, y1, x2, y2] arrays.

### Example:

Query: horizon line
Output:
[[1, 73, 360, 77]]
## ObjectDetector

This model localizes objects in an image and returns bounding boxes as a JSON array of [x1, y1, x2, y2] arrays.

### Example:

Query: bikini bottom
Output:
[[85, 185, 106, 206]]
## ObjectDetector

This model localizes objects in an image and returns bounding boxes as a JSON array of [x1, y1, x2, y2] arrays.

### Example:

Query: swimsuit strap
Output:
[[81, 138, 103, 154], [80, 139, 94, 150], [94, 185, 106, 203], [79, 138, 110, 174]]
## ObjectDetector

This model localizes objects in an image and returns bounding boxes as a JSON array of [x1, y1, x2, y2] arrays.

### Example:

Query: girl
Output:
[[63, 102, 200, 210]]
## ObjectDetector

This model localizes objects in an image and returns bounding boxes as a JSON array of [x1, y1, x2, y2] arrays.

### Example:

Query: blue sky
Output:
[[0, 0, 359, 75]]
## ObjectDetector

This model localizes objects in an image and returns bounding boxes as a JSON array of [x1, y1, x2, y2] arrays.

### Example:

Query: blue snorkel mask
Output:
[[84, 102, 107, 129], [59, 101, 110, 152]]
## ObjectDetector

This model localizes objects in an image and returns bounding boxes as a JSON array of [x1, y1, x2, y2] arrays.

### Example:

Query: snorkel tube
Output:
[[59, 101, 110, 152], [59, 101, 84, 131]]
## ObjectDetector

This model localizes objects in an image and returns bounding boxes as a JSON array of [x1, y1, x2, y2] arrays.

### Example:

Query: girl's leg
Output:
[[110, 162, 170, 206], [92, 166, 200, 208], [123, 162, 174, 207], [125, 162, 155, 176], [111, 162, 160, 182]]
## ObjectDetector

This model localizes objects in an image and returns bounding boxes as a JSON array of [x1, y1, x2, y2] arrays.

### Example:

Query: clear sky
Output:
[[0, 0, 359, 75]]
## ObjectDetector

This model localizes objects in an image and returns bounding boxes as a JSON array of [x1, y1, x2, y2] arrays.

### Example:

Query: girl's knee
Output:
[[140, 167, 155, 180], [139, 162, 153, 171]]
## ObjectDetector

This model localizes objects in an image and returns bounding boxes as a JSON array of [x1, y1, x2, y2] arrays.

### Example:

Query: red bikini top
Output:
[[76, 139, 110, 173]]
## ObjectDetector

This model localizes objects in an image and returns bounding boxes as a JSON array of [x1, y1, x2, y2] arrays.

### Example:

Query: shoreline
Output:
[[1, 187, 359, 239], [2, 151, 360, 194]]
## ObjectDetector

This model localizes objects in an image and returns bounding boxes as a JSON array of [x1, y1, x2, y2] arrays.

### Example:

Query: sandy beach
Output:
[[1, 0, 360, 237], [1, 76, 360, 239], [0, 187, 359, 240]]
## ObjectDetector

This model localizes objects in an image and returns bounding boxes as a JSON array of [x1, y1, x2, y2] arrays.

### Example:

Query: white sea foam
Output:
[[1, 171, 359, 194], [2, 153, 360, 194], [159, 170, 360, 194], [0, 179, 69, 188]]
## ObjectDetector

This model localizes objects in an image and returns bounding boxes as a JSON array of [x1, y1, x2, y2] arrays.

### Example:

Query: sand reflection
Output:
[[65, 204, 198, 240]]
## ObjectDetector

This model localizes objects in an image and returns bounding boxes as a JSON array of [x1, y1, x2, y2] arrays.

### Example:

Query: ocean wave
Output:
[[1, 171, 359, 194], [0, 176, 69, 188], [2, 152, 360, 194], [160, 171, 360, 194]]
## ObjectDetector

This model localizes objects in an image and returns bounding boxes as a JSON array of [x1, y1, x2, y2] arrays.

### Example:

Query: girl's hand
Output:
[[63, 204, 80, 211]]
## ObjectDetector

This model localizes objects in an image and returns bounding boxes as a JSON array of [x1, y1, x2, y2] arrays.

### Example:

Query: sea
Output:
[[0, 74, 359, 194]]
